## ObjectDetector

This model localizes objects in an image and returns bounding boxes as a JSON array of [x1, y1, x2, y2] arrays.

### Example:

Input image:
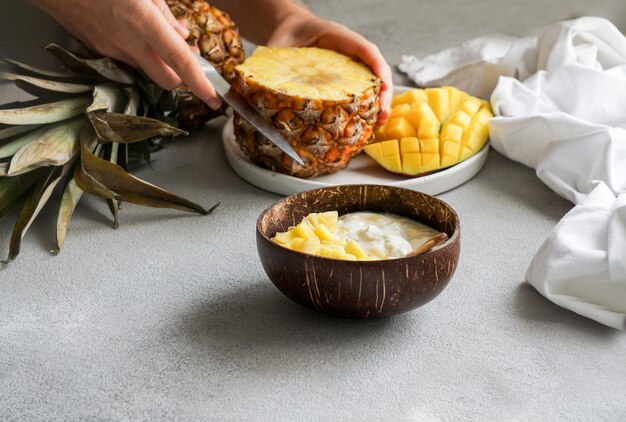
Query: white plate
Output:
[[222, 86, 489, 196]]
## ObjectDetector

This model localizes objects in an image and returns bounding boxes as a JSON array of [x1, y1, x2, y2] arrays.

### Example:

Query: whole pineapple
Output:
[[167, 0, 245, 129], [232, 47, 381, 178]]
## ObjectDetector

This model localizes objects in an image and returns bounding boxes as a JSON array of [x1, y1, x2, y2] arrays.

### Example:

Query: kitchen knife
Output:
[[193, 54, 304, 166]]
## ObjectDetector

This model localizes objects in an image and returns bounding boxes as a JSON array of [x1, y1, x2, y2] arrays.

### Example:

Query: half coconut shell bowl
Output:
[[256, 185, 461, 318]]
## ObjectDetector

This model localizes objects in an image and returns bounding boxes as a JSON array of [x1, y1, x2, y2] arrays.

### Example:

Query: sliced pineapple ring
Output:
[[235, 46, 378, 101], [364, 87, 493, 176]]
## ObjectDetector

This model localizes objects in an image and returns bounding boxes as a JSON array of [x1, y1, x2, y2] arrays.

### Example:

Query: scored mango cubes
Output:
[[365, 86, 493, 176]]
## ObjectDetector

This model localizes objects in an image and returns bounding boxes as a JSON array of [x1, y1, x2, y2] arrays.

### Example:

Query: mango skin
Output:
[[364, 87, 493, 176]]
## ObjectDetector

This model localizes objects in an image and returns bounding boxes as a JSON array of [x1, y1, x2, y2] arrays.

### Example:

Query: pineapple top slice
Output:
[[235, 46, 379, 101]]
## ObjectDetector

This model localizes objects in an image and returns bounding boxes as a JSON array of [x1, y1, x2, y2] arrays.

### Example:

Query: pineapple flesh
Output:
[[365, 87, 493, 176], [233, 47, 381, 178]]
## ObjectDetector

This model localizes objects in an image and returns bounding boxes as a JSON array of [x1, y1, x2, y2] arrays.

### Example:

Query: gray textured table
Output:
[[1, 1, 625, 420]]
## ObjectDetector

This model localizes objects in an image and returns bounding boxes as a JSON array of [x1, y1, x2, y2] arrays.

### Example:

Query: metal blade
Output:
[[194, 55, 304, 166]]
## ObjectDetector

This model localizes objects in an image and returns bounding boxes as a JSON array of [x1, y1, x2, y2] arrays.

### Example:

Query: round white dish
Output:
[[221, 86, 490, 196]]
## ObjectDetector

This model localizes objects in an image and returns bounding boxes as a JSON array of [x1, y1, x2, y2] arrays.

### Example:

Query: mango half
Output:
[[365, 87, 493, 176]]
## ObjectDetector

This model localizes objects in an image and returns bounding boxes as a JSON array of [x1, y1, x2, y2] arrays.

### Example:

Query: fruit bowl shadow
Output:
[[256, 185, 461, 318]]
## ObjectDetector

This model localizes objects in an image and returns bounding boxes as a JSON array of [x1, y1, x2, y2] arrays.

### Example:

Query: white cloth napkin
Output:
[[400, 17, 626, 329]]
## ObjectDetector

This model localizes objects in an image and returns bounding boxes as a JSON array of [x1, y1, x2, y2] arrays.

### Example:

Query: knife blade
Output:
[[193, 54, 304, 166]]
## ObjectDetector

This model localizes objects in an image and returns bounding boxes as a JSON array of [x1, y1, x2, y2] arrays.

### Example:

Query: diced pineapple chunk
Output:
[[273, 230, 296, 245], [345, 240, 368, 259], [319, 244, 347, 259], [316, 211, 339, 231], [314, 224, 333, 241], [292, 237, 321, 254], [293, 220, 315, 239]]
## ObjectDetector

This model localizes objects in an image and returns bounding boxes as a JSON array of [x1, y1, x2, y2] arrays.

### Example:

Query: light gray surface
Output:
[[1, 1, 626, 420]]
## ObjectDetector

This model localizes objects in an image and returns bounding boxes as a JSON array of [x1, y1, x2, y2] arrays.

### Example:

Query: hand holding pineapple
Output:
[[29, 0, 392, 123]]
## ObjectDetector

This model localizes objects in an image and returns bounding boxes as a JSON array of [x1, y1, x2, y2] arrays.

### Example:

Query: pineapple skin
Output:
[[166, 0, 245, 129], [232, 48, 382, 178]]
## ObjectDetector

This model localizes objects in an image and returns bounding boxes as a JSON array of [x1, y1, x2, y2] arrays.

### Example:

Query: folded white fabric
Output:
[[400, 17, 626, 329], [527, 183, 626, 330]]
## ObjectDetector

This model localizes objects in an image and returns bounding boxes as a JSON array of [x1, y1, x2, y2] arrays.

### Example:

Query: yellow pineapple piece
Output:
[[292, 237, 321, 254], [319, 244, 347, 259], [385, 117, 417, 139], [293, 220, 315, 239], [273, 230, 296, 245], [289, 238, 305, 250], [321, 237, 347, 246], [316, 211, 339, 231], [345, 240, 368, 259], [392, 88, 428, 106], [314, 224, 333, 241], [426, 88, 450, 121]]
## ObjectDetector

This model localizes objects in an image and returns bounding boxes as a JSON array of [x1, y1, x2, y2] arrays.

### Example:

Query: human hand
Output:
[[266, 9, 393, 125], [30, 0, 222, 109]]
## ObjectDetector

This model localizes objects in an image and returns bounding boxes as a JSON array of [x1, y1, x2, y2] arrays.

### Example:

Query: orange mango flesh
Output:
[[365, 87, 493, 176]]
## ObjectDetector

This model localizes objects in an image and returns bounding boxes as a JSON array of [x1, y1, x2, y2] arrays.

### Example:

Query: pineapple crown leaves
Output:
[[0, 43, 218, 265]]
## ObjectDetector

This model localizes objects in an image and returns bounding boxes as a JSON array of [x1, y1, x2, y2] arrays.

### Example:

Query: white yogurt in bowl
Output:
[[336, 212, 440, 259]]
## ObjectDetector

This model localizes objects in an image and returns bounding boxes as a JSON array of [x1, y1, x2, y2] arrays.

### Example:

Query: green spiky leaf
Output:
[[76, 139, 209, 214], [0, 72, 92, 94], [0, 97, 90, 125], [45, 43, 135, 84], [6, 119, 83, 176], [3, 164, 72, 264]]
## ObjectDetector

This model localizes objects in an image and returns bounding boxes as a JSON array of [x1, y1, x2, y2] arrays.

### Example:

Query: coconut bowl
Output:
[[256, 185, 460, 318]]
